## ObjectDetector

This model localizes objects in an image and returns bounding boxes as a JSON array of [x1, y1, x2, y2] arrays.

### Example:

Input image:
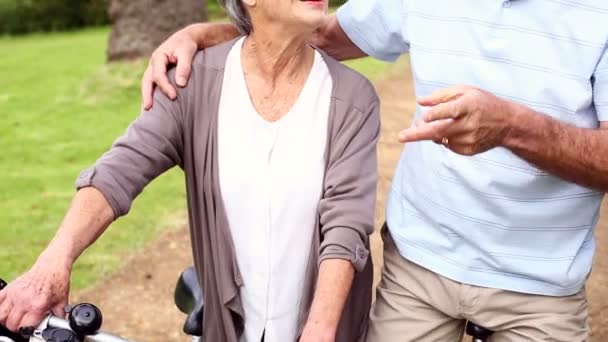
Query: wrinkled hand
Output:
[[0, 260, 71, 332], [398, 85, 516, 156], [299, 322, 335, 342], [141, 27, 198, 110]]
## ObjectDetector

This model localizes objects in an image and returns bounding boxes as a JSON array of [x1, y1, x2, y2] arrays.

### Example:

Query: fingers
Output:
[[51, 301, 67, 319], [0, 299, 12, 326], [398, 118, 454, 143], [5, 308, 25, 332], [150, 52, 177, 101], [18, 311, 46, 332], [141, 65, 155, 111], [174, 46, 195, 87], [418, 85, 467, 106], [422, 100, 466, 123]]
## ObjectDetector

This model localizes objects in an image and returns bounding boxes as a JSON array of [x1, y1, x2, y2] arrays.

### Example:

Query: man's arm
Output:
[[143, 0, 414, 109], [300, 260, 354, 342], [504, 108, 608, 191], [189, 17, 365, 60], [310, 15, 367, 61], [399, 44, 608, 191], [398, 85, 608, 192], [141, 15, 363, 110], [143, 0, 410, 108]]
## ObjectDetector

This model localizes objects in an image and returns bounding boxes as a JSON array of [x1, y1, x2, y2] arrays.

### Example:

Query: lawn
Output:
[[0, 27, 390, 289]]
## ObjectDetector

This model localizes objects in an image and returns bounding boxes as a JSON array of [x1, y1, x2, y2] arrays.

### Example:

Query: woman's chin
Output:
[[294, 13, 327, 32]]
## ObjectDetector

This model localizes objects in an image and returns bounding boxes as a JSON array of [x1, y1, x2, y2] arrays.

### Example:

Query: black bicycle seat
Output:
[[466, 321, 494, 341], [174, 267, 204, 336]]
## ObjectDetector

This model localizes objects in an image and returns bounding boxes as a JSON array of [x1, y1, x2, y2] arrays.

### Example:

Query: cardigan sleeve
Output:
[[75, 68, 189, 219], [318, 96, 381, 272]]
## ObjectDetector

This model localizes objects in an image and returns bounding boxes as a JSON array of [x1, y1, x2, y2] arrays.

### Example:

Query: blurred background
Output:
[[1, 1, 607, 341]]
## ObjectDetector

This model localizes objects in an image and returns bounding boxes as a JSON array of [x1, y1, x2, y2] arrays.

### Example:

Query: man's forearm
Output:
[[504, 104, 608, 191], [304, 259, 355, 338], [310, 15, 367, 61], [184, 23, 241, 49], [184, 15, 366, 61], [41, 187, 114, 267]]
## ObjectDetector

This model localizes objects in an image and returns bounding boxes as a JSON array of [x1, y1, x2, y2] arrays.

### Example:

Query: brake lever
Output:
[[28, 316, 80, 342]]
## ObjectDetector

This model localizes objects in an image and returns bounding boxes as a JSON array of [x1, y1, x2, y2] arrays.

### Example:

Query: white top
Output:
[[217, 37, 333, 342]]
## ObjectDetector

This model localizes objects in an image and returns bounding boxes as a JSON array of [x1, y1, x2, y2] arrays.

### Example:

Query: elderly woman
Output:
[[0, 0, 379, 341]]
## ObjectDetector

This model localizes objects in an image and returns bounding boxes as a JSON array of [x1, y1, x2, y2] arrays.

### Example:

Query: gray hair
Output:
[[219, 0, 253, 34]]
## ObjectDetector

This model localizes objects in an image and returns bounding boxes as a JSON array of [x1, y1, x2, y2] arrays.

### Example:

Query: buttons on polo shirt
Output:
[[503, 1, 512, 8]]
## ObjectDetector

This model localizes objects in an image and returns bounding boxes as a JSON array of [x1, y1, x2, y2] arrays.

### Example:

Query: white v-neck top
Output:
[[217, 37, 332, 342]]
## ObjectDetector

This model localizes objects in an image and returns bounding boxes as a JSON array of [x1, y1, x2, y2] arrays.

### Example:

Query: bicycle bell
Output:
[[68, 304, 103, 336]]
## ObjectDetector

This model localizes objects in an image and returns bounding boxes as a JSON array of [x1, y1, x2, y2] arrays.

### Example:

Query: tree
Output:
[[107, 0, 207, 61]]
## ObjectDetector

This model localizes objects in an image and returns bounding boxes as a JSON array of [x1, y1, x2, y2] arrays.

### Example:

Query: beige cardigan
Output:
[[76, 39, 380, 342]]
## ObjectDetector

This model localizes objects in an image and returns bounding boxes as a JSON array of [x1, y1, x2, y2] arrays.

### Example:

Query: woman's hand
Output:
[[299, 321, 336, 342], [0, 255, 71, 332]]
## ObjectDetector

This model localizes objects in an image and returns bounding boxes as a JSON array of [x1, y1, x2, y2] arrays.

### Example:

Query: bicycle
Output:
[[0, 269, 203, 342], [2, 268, 493, 341]]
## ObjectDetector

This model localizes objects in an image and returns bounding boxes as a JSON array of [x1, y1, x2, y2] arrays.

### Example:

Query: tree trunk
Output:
[[107, 0, 207, 62]]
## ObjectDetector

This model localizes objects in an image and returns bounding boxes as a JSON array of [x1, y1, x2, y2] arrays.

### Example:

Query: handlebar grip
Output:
[[0, 326, 27, 342], [48, 317, 135, 342]]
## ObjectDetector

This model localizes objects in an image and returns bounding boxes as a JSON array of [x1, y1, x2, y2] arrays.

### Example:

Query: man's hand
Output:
[[398, 85, 515, 156], [141, 26, 199, 110], [141, 23, 241, 110], [0, 256, 71, 333], [140, 14, 365, 111]]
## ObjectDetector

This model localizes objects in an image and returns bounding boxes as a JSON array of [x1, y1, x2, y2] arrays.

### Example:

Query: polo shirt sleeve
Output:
[[336, 0, 410, 62], [594, 45, 608, 122]]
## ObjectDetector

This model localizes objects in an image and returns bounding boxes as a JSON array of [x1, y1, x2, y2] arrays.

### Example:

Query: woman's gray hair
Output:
[[219, 0, 253, 34]]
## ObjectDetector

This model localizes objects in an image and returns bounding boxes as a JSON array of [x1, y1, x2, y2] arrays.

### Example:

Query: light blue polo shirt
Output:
[[338, 0, 608, 296]]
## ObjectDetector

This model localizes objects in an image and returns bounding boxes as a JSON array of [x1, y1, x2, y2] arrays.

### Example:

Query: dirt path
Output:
[[74, 60, 608, 341]]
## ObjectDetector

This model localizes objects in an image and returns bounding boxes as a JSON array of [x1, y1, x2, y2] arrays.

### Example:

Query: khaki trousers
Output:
[[367, 227, 590, 342]]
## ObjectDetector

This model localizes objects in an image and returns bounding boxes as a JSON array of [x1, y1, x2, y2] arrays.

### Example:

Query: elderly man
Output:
[[143, 0, 608, 341]]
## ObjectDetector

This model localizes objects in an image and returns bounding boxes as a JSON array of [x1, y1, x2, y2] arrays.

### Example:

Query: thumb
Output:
[[51, 300, 68, 318]]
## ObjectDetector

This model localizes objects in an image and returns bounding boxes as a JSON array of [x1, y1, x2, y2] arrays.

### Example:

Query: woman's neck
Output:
[[241, 27, 314, 85]]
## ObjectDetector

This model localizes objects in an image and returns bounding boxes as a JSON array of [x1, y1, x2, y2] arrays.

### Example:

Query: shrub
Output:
[[0, 0, 109, 35]]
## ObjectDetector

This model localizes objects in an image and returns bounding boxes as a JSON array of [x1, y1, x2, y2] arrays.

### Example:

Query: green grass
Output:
[[344, 58, 392, 82], [207, 1, 226, 21], [0, 27, 187, 288], [0, 26, 391, 289]]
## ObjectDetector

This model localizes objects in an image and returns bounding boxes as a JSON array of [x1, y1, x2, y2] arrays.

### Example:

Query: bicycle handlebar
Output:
[[1, 276, 135, 342], [45, 316, 134, 342], [0, 316, 135, 342]]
